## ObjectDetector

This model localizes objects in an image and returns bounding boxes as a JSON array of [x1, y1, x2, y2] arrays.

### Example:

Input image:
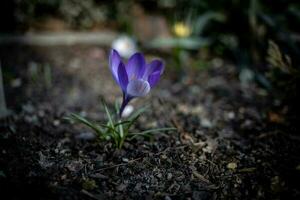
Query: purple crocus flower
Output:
[[109, 49, 164, 117]]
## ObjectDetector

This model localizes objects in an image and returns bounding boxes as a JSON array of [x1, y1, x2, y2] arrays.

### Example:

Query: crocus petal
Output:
[[148, 71, 161, 88], [117, 62, 128, 92], [109, 49, 121, 82], [126, 79, 150, 97], [143, 60, 164, 80], [126, 53, 145, 80]]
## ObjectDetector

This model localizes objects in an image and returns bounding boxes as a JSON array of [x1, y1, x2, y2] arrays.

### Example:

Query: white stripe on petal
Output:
[[126, 79, 150, 97]]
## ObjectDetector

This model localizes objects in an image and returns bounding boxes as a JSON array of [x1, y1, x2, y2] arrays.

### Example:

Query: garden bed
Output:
[[0, 45, 299, 199]]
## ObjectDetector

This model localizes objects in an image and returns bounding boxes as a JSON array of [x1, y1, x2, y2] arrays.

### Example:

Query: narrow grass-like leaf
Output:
[[103, 103, 114, 129], [118, 121, 124, 138], [98, 123, 117, 132], [118, 121, 124, 148], [114, 100, 120, 114], [114, 120, 131, 127], [126, 114, 141, 131], [65, 113, 103, 135], [128, 105, 149, 121]]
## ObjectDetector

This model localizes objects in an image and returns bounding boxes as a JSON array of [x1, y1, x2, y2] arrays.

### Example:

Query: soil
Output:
[[0, 45, 299, 200]]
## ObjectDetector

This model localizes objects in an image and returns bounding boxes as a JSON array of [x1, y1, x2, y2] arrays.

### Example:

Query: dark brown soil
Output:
[[0, 45, 299, 200]]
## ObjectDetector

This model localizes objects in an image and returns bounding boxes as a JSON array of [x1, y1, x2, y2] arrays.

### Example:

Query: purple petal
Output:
[[148, 71, 161, 88], [109, 49, 121, 81], [126, 53, 145, 80], [117, 62, 128, 92], [143, 60, 164, 80], [126, 79, 150, 97]]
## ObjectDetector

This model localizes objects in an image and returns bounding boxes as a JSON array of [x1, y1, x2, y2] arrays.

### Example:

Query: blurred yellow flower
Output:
[[173, 22, 191, 38]]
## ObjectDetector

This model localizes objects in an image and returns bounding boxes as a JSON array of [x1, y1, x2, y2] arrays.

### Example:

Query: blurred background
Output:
[[0, 0, 300, 103], [0, 0, 299, 111], [2, 0, 299, 60], [1, 1, 300, 199]]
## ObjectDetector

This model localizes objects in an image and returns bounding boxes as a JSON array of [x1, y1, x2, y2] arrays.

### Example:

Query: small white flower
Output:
[[112, 35, 137, 58]]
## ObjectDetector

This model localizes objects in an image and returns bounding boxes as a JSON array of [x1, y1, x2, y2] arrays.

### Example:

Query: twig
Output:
[[192, 170, 210, 183]]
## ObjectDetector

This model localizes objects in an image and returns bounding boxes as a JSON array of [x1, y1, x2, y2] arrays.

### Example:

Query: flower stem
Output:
[[119, 96, 130, 118]]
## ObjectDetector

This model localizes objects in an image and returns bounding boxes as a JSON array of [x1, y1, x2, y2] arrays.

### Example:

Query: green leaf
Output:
[[118, 120, 124, 140], [125, 113, 140, 132], [98, 123, 116, 132], [117, 120, 127, 149], [128, 105, 149, 121], [114, 120, 131, 127], [103, 103, 115, 128], [65, 113, 103, 135], [114, 100, 120, 114]]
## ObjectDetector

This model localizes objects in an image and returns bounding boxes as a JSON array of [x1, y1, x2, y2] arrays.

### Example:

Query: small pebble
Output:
[[167, 173, 173, 180], [227, 162, 237, 170], [76, 132, 95, 140], [38, 110, 45, 117], [53, 120, 60, 126], [201, 118, 212, 128], [165, 196, 172, 200], [227, 111, 235, 120]]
